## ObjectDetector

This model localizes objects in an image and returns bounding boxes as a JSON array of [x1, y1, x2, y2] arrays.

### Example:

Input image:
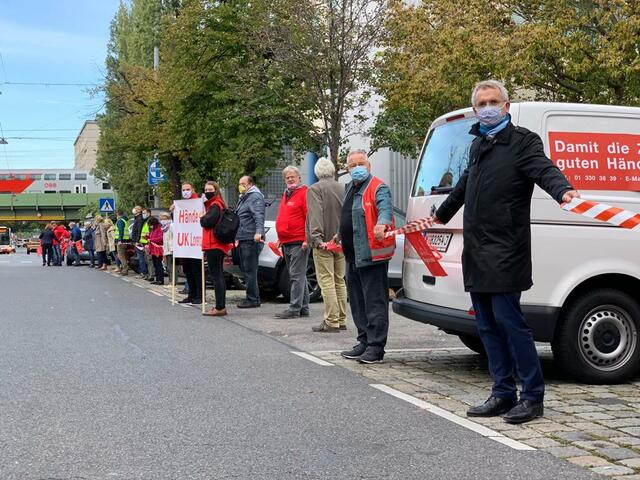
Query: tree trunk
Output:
[[167, 154, 182, 200]]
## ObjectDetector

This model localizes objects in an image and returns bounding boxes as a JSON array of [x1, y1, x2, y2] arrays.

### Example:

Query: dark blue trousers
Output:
[[470, 292, 544, 402]]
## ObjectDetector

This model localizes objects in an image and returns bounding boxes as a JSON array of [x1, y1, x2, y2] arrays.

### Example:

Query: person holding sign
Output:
[[430, 80, 580, 424], [171, 183, 204, 305], [201, 181, 234, 317]]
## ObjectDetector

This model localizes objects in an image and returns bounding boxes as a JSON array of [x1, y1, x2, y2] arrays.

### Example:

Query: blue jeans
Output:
[[470, 292, 544, 402], [52, 244, 61, 265], [135, 247, 148, 275], [68, 245, 80, 265], [238, 240, 263, 303], [87, 249, 95, 267]]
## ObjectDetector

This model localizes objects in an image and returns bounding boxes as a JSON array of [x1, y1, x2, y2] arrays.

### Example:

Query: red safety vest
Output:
[[361, 176, 396, 262]]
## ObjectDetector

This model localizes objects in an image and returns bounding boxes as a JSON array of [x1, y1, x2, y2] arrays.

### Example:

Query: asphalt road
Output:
[[0, 253, 600, 479]]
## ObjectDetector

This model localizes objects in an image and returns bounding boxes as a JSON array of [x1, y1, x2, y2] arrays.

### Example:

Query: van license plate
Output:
[[425, 233, 452, 252]]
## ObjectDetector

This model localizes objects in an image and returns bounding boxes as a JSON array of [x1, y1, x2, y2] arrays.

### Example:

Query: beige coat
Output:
[[107, 225, 116, 252], [305, 178, 345, 248], [94, 222, 108, 252]]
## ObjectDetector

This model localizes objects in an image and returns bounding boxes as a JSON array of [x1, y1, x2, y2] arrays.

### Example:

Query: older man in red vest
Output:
[[339, 150, 395, 364]]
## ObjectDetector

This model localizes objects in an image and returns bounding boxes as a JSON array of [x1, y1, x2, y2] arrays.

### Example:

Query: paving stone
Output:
[[576, 412, 615, 421], [530, 422, 576, 433], [553, 431, 596, 442], [604, 418, 640, 428], [591, 465, 635, 476], [566, 456, 615, 468], [610, 436, 640, 447], [503, 428, 541, 440], [544, 446, 591, 458], [613, 476, 640, 480], [598, 448, 640, 461], [523, 437, 563, 448], [619, 458, 640, 468], [555, 405, 605, 413], [574, 440, 619, 450], [621, 427, 640, 436]]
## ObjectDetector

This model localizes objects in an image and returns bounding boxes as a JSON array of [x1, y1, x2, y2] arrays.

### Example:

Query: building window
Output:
[[102, 182, 111, 190], [44, 190, 57, 194], [74, 185, 81, 193], [74, 173, 87, 180], [44, 173, 56, 180], [59, 190, 71, 193], [58, 174, 71, 180], [81, 185, 88, 193]]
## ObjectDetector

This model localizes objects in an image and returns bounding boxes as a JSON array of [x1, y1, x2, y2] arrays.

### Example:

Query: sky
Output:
[[0, 1, 121, 170]]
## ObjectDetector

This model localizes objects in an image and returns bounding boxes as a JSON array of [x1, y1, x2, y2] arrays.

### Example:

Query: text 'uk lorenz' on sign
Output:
[[173, 199, 204, 259], [548, 132, 640, 191]]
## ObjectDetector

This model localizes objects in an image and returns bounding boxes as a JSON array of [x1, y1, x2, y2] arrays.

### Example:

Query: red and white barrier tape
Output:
[[562, 198, 640, 231], [384, 218, 432, 238]]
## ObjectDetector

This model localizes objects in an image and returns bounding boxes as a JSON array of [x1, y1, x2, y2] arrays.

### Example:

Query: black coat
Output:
[[39, 229, 56, 246], [130, 214, 144, 243], [436, 122, 573, 293]]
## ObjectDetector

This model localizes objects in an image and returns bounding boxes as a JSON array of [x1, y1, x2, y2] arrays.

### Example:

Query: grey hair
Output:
[[314, 158, 335, 179], [282, 165, 301, 178], [471, 80, 509, 107], [347, 149, 369, 162]]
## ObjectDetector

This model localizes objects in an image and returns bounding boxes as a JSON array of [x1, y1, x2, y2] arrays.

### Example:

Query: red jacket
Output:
[[202, 196, 233, 254], [54, 225, 70, 245], [276, 185, 308, 244], [148, 224, 164, 256]]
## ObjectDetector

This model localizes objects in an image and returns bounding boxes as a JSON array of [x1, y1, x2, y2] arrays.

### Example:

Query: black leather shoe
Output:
[[341, 343, 367, 359], [300, 309, 310, 317], [178, 289, 188, 295], [190, 298, 202, 305], [503, 400, 544, 424], [467, 397, 517, 417], [178, 297, 193, 304], [275, 310, 299, 319]]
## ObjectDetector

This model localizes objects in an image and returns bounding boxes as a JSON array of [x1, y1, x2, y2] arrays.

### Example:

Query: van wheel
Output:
[[457, 334, 486, 356], [552, 289, 640, 384]]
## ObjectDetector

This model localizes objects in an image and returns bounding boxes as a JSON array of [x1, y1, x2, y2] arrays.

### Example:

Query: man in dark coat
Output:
[[432, 80, 579, 424]]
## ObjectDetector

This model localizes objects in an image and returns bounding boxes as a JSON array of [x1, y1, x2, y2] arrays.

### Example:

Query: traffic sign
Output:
[[148, 157, 166, 186], [99, 198, 115, 213]]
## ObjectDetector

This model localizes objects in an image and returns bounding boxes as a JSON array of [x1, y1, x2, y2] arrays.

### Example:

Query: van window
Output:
[[58, 173, 71, 180], [412, 117, 476, 197]]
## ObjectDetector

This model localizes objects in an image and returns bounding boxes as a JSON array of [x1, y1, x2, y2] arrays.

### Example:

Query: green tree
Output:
[[373, 0, 640, 157], [264, 0, 389, 169]]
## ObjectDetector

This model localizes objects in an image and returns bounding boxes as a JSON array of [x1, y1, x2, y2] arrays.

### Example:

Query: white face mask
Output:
[[182, 190, 192, 199]]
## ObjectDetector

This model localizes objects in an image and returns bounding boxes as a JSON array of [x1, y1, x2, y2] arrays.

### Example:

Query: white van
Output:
[[394, 102, 640, 383]]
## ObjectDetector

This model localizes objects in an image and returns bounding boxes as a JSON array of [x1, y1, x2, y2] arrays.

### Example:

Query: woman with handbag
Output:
[[200, 181, 233, 317]]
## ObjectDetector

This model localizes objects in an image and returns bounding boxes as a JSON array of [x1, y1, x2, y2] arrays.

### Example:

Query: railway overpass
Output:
[[0, 193, 117, 222]]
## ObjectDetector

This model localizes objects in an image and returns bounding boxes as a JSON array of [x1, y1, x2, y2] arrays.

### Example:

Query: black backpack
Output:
[[214, 208, 240, 243]]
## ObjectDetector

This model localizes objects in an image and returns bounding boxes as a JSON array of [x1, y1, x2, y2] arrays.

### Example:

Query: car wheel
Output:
[[26, 250, 30, 255], [457, 334, 486, 356], [552, 288, 640, 384], [278, 257, 322, 303]]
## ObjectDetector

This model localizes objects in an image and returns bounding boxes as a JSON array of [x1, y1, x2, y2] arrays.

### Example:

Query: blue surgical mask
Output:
[[350, 166, 369, 183], [476, 105, 505, 126]]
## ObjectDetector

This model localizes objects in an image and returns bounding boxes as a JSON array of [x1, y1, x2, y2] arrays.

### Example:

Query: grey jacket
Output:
[[236, 186, 266, 241], [305, 178, 344, 248]]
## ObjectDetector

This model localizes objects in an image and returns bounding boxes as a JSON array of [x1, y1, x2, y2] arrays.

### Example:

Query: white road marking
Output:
[[290, 351, 334, 366], [21, 260, 33, 264], [369, 384, 535, 451], [149, 290, 163, 297]]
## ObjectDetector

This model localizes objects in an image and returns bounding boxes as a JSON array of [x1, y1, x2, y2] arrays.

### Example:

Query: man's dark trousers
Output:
[[470, 292, 544, 402], [346, 261, 389, 353], [238, 240, 262, 304]]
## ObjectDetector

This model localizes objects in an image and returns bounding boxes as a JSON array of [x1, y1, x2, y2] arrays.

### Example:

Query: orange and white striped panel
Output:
[[562, 198, 640, 231]]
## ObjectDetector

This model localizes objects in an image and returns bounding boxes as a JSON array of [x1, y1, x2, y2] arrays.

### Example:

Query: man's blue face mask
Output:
[[476, 105, 505, 126], [350, 166, 368, 182]]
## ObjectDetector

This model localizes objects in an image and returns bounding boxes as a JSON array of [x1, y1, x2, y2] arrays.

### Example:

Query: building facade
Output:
[[74, 120, 100, 170]]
